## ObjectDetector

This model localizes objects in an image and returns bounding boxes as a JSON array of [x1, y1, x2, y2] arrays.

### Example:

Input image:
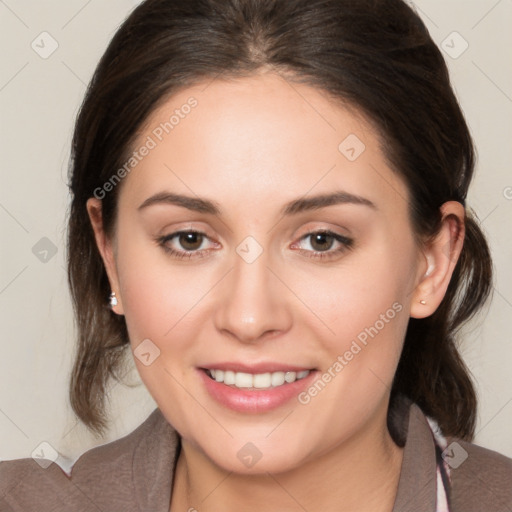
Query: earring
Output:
[[109, 292, 118, 308], [419, 299, 426, 305]]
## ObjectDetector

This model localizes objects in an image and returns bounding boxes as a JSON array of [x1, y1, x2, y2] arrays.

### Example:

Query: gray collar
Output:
[[391, 400, 438, 511]]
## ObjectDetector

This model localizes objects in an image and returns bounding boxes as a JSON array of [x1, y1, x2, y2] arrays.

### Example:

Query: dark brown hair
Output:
[[67, 0, 492, 438]]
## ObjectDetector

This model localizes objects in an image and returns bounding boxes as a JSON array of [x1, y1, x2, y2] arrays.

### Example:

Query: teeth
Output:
[[235, 372, 253, 388], [271, 372, 285, 387], [207, 369, 311, 389], [254, 373, 272, 388], [224, 370, 235, 385], [284, 371, 296, 383]]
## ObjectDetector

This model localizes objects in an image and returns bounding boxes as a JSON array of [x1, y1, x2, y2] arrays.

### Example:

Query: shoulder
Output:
[[0, 408, 178, 512], [0, 457, 83, 512], [390, 396, 512, 512], [446, 437, 512, 512]]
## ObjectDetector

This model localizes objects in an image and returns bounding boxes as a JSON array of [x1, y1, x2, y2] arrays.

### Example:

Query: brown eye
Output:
[[291, 230, 354, 261], [309, 232, 336, 252], [178, 232, 204, 251], [157, 230, 217, 260]]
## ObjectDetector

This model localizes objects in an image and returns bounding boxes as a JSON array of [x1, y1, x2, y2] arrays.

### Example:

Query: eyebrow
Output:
[[137, 190, 376, 216]]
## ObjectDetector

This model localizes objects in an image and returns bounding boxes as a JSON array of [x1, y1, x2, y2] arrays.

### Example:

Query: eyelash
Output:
[[156, 229, 353, 261]]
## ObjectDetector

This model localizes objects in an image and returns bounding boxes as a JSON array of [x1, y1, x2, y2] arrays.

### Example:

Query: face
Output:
[[92, 73, 428, 473]]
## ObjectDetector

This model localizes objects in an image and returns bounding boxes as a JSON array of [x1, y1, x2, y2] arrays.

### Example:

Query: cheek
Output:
[[114, 245, 205, 415], [290, 238, 417, 418], [292, 270, 410, 431], [115, 235, 208, 348], [295, 244, 414, 349]]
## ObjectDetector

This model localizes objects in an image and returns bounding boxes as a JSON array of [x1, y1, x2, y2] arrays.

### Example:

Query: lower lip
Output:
[[198, 369, 317, 413]]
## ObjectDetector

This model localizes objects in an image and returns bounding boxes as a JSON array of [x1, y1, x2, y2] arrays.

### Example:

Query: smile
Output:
[[205, 369, 311, 389], [198, 366, 318, 413]]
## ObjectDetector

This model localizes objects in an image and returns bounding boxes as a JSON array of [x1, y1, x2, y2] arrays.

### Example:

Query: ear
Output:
[[410, 201, 465, 319], [86, 197, 124, 315]]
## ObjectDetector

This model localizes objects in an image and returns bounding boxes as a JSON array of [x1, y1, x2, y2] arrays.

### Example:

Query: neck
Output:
[[170, 404, 404, 512]]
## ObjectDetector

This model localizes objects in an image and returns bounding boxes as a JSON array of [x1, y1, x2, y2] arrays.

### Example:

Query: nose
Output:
[[213, 248, 293, 344]]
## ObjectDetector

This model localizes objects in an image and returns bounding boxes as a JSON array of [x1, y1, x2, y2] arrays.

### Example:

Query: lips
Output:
[[197, 363, 317, 413]]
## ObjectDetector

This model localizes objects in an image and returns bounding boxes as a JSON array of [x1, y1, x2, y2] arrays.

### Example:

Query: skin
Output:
[[87, 72, 465, 512]]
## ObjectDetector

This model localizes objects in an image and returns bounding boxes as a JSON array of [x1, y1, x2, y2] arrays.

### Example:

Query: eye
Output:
[[156, 229, 353, 261], [156, 230, 217, 259], [291, 230, 353, 260]]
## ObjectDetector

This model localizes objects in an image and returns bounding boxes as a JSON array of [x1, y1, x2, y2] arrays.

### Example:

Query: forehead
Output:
[[120, 73, 410, 219]]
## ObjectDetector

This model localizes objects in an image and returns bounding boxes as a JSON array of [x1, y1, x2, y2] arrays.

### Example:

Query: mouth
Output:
[[198, 365, 318, 413], [202, 368, 312, 390]]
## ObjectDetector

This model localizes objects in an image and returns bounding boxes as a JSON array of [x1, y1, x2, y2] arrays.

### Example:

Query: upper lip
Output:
[[199, 362, 316, 374]]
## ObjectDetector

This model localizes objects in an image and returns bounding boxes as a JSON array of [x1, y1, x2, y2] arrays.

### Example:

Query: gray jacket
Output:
[[1, 399, 511, 511]]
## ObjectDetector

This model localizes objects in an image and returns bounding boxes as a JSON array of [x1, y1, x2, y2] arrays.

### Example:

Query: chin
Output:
[[184, 428, 314, 475], [207, 445, 306, 475]]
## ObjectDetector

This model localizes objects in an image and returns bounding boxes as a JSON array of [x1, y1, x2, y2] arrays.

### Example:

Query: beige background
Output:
[[1, 0, 511, 469]]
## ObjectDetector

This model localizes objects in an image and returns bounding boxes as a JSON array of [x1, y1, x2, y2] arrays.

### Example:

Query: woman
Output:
[[1, 0, 511, 510]]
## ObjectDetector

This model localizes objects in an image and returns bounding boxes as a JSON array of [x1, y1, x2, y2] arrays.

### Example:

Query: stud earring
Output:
[[109, 292, 118, 308], [419, 299, 426, 305]]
